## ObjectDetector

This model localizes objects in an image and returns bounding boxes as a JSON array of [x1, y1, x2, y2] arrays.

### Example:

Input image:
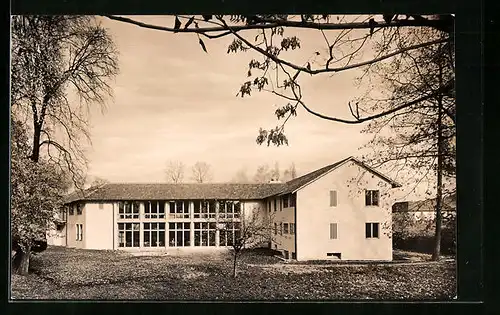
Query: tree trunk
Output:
[[432, 58, 445, 261], [232, 252, 238, 278], [31, 122, 41, 162], [12, 245, 31, 275]]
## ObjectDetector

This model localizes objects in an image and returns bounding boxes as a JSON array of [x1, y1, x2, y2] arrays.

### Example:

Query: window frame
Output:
[[329, 223, 338, 240], [76, 203, 83, 215], [76, 224, 83, 241], [365, 190, 380, 206], [365, 222, 380, 239], [283, 223, 289, 234], [290, 223, 295, 235], [329, 190, 338, 207], [143, 222, 166, 247]]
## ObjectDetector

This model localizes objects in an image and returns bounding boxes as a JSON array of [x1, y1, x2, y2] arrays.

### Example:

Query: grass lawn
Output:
[[11, 246, 456, 300]]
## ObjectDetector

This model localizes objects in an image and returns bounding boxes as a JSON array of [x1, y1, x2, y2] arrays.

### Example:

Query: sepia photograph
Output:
[[10, 14, 456, 300]]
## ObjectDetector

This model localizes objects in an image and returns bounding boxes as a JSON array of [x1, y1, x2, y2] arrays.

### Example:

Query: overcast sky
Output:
[[85, 16, 376, 185]]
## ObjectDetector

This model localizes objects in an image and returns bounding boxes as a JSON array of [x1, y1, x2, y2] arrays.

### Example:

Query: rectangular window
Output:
[[118, 201, 140, 219], [168, 222, 190, 247], [145, 201, 166, 219], [69, 205, 74, 215], [290, 193, 296, 207], [283, 223, 289, 234], [268, 201, 271, 212], [279, 222, 283, 236], [290, 223, 295, 235], [168, 201, 189, 219], [98, 203, 104, 209], [144, 222, 166, 247], [76, 204, 83, 215], [274, 199, 277, 212], [291, 252, 296, 259], [218, 201, 240, 220], [274, 223, 277, 235], [284, 250, 289, 259], [283, 195, 289, 208], [365, 222, 380, 238], [118, 223, 140, 247], [330, 190, 337, 207], [219, 222, 241, 247], [365, 190, 380, 206], [329, 223, 338, 239], [76, 224, 83, 241], [194, 222, 217, 246]]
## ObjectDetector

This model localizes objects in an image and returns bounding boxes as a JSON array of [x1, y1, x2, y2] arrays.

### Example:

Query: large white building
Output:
[[53, 157, 401, 261]]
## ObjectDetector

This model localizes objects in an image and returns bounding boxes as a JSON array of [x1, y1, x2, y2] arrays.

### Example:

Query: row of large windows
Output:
[[117, 222, 241, 248], [117, 200, 241, 220]]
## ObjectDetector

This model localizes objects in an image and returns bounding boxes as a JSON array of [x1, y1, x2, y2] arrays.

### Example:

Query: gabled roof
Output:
[[276, 156, 401, 195], [65, 156, 400, 204]]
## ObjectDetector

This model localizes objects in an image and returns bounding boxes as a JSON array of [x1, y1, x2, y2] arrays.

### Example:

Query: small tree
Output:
[[165, 160, 185, 183], [217, 207, 275, 278], [231, 167, 251, 183], [191, 161, 213, 183], [282, 162, 298, 182]]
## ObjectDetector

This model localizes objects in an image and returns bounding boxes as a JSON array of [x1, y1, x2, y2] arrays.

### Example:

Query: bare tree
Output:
[[191, 161, 213, 183], [11, 16, 119, 189], [231, 167, 251, 183], [10, 15, 119, 274], [164, 160, 185, 183], [253, 164, 272, 183], [282, 162, 298, 182], [216, 206, 276, 278]]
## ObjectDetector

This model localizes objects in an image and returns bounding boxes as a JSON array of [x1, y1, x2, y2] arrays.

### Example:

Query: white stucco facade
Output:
[[295, 160, 394, 261]]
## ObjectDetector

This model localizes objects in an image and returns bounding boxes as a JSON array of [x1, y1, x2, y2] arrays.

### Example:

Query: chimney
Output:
[[268, 179, 282, 184]]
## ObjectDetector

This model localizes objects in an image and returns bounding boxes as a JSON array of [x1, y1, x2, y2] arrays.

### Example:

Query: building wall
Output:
[[269, 196, 296, 258], [242, 200, 269, 248], [296, 160, 395, 261], [85, 202, 115, 250], [66, 203, 85, 249], [47, 226, 66, 246]]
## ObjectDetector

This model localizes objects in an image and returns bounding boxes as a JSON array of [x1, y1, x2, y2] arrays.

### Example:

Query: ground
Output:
[[11, 246, 456, 300]]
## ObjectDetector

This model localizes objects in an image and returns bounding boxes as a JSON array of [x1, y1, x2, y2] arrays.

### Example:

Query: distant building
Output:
[[392, 193, 456, 220], [52, 156, 400, 261]]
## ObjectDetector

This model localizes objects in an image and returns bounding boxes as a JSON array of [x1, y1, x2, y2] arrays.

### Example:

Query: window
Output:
[[76, 224, 83, 241], [219, 222, 241, 247], [279, 222, 283, 235], [194, 222, 217, 246], [169, 201, 189, 219], [291, 252, 296, 259], [283, 223, 289, 234], [365, 222, 380, 238], [98, 203, 104, 210], [219, 201, 241, 219], [365, 190, 380, 206], [194, 200, 217, 219], [76, 203, 83, 215], [274, 223, 277, 235], [169, 222, 190, 247], [284, 250, 289, 259], [118, 201, 140, 219], [290, 223, 295, 235], [283, 195, 289, 208], [329, 223, 338, 239], [279, 198, 282, 211], [144, 223, 166, 247], [290, 193, 296, 207], [274, 199, 277, 212], [69, 205, 74, 216], [330, 190, 338, 207], [118, 223, 140, 247], [145, 201, 166, 219], [268, 201, 271, 212]]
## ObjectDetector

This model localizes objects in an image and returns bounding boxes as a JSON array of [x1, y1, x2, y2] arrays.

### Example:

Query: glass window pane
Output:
[[365, 223, 371, 238], [118, 223, 124, 230], [373, 223, 379, 238], [144, 223, 150, 230], [144, 231, 150, 246], [159, 223, 165, 230], [125, 223, 132, 230], [125, 231, 132, 247], [194, 231, 201, 246], [169, 231, 176, 246], [158, 202, 165, 214], [118, 231, 124, 247], [169, 201, 176, 213], [184, 231, 190, 246], [151, 230, 158, 246], [151, 223, 157, 230], [159, 231, 165, 246], [184, 223, 190, 229], [169, 223, 175, 230]]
